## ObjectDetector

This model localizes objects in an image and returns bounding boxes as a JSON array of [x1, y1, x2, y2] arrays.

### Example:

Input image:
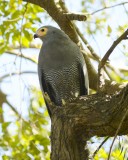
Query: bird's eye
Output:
[[41, 28, 45, 32]]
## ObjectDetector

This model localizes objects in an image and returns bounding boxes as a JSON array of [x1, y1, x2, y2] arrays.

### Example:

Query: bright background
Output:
[[0, 0, 128, 159]]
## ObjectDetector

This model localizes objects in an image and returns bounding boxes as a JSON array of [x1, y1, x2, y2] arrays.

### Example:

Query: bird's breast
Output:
[[38, 41, 78, 70]]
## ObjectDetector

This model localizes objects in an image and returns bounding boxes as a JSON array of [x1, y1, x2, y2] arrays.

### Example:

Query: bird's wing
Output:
[[78, 62, 89, 95], [38, 67, 58, 116], [38, 68, 47, 93], [83, 63, 89, 94], [38, 68, 56, 103]]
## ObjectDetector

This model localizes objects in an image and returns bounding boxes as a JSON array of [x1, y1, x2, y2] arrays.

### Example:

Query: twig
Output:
[[98, 29, 128, 90], [19, 3, 28, 71], [4, 17, 21, 22], [75, 24, 100, 61], [100, 29, 128, 68], [119, 68, 128, 73], [93, 136, 109, 158], [91, 2, 128, 15], [64, 13, 87, 21], [9, 43, 39, 49], [75, 26, 116, 81], [0, 71, 37, 81], [123, 4, 128, 18], [6, 50, 37, 63], [75, 25, 124, 81], [6, 100, 27, 122], [6, 100, 20, 116], [0, 90, 25, 121]]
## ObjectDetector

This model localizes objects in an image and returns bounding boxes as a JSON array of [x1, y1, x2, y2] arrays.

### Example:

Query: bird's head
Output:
[[34, 26, 68, 41], [34, 26, 48, 40]]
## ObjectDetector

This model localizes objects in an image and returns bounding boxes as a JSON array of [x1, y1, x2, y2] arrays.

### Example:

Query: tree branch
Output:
[[98, 29, 128, 91], [51, 84, 128, 137], [93, 136, 109, 158], [99, 29, 128, 70], [47, 84, 128, 159], [9, 43, 39, 49], [108, 105, 128, 160], [5, 50, 37, 63], [0, 71, 37, 81], [63, 13, 87, 21], [0, 90, 25, 120], [91, 2, 128, 15], [75, 25, 100, 62]]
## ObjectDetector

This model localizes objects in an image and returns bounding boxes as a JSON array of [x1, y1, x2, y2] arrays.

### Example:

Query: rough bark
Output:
[[51, 114, 89, 160], [45, 85, 128, 160]]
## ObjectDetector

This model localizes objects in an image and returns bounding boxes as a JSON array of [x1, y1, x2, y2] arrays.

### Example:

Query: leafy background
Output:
[[0, 0, 128, 159]]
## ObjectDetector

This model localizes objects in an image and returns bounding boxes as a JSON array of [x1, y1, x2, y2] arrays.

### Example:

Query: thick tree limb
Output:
[[50, 84, 128, 137], [47, 84, 128, 160]]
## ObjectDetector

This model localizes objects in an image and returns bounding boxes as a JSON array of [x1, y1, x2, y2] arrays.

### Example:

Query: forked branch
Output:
[[98, 29, 128, 90]]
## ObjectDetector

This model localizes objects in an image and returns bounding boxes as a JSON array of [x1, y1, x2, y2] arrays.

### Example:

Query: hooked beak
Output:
[[34, 34, 38, 39]]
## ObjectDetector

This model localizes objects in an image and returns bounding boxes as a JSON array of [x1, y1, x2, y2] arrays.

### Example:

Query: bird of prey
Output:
[[34, 26, 89, 115]]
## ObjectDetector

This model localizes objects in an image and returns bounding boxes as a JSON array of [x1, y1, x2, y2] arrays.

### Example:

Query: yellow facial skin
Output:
[[36, 27, 48, 37]]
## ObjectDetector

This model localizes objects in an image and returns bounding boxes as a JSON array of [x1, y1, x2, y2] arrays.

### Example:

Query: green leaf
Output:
[[24, 30, 32, 41], [2, 122, 11, 131], [107, 25, 112, 33], [0, 45, 7, 54], [21, 36, 29, 47], [11, 10, 21, 19]]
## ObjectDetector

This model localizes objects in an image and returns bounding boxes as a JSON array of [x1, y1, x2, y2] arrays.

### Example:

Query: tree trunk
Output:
[[51, 112, 89, 160]]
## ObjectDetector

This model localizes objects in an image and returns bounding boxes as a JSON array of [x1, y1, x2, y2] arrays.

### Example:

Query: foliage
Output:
[[0, 0, 128, 159], [0, 0, 43, 53], [0, 88, 50, 159]]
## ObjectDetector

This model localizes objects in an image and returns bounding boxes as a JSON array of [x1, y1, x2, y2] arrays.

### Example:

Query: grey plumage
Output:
[[34, 26, 89, 111]]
